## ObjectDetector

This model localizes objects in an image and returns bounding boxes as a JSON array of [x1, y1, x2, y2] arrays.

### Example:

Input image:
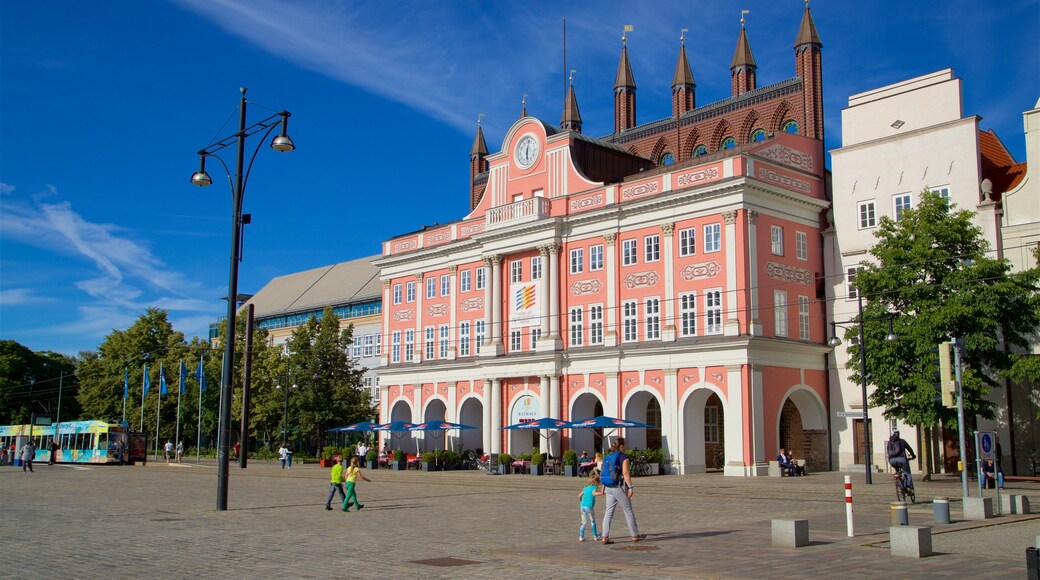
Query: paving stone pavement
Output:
[[1, 460, 1037, 579]]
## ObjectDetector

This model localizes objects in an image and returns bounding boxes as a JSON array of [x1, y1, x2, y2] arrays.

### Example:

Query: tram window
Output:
[[98, 433, 107, 450]]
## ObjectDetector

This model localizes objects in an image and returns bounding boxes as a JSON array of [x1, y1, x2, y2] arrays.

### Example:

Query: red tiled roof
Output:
[[987, 162, 1027, 199], [979, 129, 1016, 175]]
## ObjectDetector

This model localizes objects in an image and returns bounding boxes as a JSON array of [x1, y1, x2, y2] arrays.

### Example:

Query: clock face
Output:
[[515, 135, 539, 169]]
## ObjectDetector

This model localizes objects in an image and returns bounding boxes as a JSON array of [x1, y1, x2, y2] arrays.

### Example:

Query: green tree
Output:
[[847, 190, 1040, 428], [283, 307, 371, 453], [0, 340, 77, 424]]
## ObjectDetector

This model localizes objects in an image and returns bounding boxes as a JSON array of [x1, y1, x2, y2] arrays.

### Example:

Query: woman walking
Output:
[[342, 456, 371, 512], [599, 437, 645, 544]]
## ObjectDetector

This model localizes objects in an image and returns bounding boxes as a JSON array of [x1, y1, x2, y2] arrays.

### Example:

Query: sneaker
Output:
[[593, 536, 600, 541], [632, 534, 646, 542], [578, 538, 585, 543], [602, 538, 613, 545], [356, 504, 364, 510], [325, 506, 333, 511]]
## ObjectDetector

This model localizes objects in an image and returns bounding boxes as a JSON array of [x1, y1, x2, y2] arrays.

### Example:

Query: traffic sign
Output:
[[836, 411, 865, 419], [978, 431, 996, 461]]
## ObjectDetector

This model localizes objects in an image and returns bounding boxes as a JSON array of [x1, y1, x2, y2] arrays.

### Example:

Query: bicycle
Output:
[[711, 447, 725, 470], [893, 464, 916, 503], [465, 449, 491, 471]]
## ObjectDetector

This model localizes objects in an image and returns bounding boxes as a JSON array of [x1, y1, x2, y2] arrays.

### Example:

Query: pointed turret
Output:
[[613, 27, 637, 134], [730, 13, 757, 96], [561, 77, 582, 133], [795, 0, 824, 140], [672, 31, 696, 117], [469, 118, 489, 210]]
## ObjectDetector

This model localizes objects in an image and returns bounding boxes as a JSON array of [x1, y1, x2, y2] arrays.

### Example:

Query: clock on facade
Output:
[[515, 134, 539, 169]]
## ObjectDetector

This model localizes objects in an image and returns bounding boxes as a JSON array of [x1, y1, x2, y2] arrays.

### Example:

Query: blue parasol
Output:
[[408, 421, 477, 431], [568, 416, 653, 453], [501, 417, 572, 457], [375, 420, 418, 453], [327, 421, 380, 433]]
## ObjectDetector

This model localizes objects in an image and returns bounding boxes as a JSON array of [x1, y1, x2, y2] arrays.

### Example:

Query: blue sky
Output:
[[1, 1, 1037, 357]]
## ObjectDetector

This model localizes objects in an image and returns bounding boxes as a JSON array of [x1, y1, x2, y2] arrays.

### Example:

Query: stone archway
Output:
[[681, 389, 725, 473], [569, 393, 604, 455], [421, 399, 447, 453], [623, 390, 663, 450], [458, 397, 483, 454], [383, 401, 414, 453], [777, 388, 827, 472]]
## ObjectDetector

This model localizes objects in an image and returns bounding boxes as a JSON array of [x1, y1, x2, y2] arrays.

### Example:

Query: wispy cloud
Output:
[[0, 288, 53, 306]]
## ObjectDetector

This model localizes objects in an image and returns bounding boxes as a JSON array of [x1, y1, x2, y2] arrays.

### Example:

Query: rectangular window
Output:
[[510, 329, 521, 352], [391, 331, 401, 363], [798, 296, 810, 340], [894, 193, 912, 221], [363, 335, 374, 357], [858, 200, 877, 229], [426, 276, 436, 299], [460, 269, 471, 292], [424, 327, 435, 360], [589, 305, 603, 345], [459, 322, 470, 357], [370, 377, 380, 402], [644, 235, 660, 262], [404, 330, 414, 362], [476, 267, 486, 290], [846, 267, 861, 300], [570, 248, 584, 274], [393, 284, 402, 305], [704, 406, 719, 443], [679, 227, 696, 256], [440, 274, 450, 296], [705, 290, 722, 334], [645, 298, 660, 340], [352, 336, 362, 358], [590, 245, 604, 270], [569, 307, 584, 346], [795, 231, 808, 261], [439, 325, 449, 358], [934, 186, 951, 207], [704, 223, 721, 252], [622, 239, 638, 265], [774, 290, 788, 337], [680, 292, 697, 337], [770, 225, 784, 256], [375, 334, 381, 356], [531, 256, 542, 280], [622, 300, 638, 342], [475, 320, 485, 354], [531, 328, 541, 350], [510, 260, 522, 283], [406, 281, 416, 303]]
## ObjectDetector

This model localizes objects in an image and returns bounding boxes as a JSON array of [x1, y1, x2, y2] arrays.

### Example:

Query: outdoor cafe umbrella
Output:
[[409, 421, 476, 454], [374, 420, 417, 453], [330, 421, 380, 433], [568, 416, 653, 452], [500, 417, 571, 458]]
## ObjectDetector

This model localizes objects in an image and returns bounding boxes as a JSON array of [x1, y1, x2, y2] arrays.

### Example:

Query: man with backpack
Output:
[[886, 429, 916, 484], [598, 437, 646, 545]]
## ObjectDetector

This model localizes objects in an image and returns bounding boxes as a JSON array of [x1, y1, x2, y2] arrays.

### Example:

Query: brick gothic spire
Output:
[[795, 0, 824, 140], [672, 32, 696, 117], [613, 31, 636, 134], [561, 75, 582, 133], [469, 119, 489, 210], [730, 13, 757, 96]]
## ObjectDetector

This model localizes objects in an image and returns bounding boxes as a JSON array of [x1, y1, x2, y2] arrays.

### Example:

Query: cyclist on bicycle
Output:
[[886, 429, 917, 486]]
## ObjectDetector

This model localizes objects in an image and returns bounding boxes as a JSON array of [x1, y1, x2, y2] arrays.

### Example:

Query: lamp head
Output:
[[827, 336, 842, 348], [271, 114, 295, 152], [190, 154, 213, 186]]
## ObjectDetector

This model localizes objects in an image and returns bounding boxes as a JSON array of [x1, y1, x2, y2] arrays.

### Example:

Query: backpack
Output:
[[600, 452, 623, 487], [886, 439, 903, 458]]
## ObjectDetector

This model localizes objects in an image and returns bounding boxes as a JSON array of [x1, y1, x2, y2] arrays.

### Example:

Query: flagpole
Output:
[[140, 364, 147, 432], [197, 355, 205, 463], [155, 387, 161, 460], [176, 360, 185, 458], [122, 369, 128, 424]]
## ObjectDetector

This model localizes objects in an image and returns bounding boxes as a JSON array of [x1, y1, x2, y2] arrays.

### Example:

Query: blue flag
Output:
[[143, 364, 150, 396], [123, 368, 129, 399], [195, 357, 206, 393], [179, 360, 188, 394], [159, 363, 169, 395]]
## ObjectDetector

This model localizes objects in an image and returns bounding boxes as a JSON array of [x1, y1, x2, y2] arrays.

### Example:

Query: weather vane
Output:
[[477, 113, 484, 126], [622, 24, 633, 45], [741, 10, 749, 28], [521, 94, 528, 117], [569, 69, 576, 84], [680, 28, 688, 45]]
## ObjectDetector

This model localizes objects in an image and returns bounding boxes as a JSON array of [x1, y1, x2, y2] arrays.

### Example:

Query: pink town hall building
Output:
[[376, 5, 831, 475]]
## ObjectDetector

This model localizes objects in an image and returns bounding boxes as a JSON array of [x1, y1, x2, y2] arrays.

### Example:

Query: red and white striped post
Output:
[[845, 475, 854, 537]]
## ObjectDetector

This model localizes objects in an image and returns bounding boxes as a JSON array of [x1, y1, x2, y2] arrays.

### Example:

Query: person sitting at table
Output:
[[777, 448, 798, 476], [593, 452, 604, 476]]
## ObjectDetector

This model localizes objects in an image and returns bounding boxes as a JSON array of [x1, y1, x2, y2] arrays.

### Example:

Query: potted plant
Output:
[[563, 449, 579, 477], [497, 453, 513, 475], [319, 446, 338, 468], [529, 450, 545, 475], [441, 450, 459, 471], [365, 449, 378, 470], [392, 449, 407, 471], [421, 451, 438, 472], [644, 447, 663, 475]]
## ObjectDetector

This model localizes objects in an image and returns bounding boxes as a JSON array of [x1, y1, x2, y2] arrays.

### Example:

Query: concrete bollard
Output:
[[933, 497, 950, 524], [890, 501, 908, 526], [962, 496, 993, 520], [771, 519, 809, 548], [890, 526, 932, 558], [1001, 494, 1031, 515]]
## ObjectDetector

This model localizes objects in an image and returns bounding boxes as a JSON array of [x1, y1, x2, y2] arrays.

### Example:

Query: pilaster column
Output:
[[604, 233, 618, 347], [746, 211, 761, 336], [414, 273, 425, 361], [490, 378, 502, 454], [482, 379, 492, 453], [539, 375, 550, 419], [722, 211, 740, 337], [448, 265, 458, 359], [606, 372, 620, 419], [663, 369, 678, 473], [546, 244, 561, 340], [380, 280, 391, 366], [490, 256, 503, 348], [661, 222, 676, 342], [549, 375, 561, 455], [538, 245, 551, 341]]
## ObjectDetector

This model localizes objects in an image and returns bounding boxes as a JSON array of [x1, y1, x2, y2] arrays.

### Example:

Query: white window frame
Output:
[[846, 267, 862, 301], [475, 320, 485, 354], [476, 267, 486, 290], [798, 296, 810, 340], [440, 274, 450, 297], [774, 290, 788, 337], [393, 284, 402, 305], [424, 326, 435, 360], [391, 331, 401, 363], [893, 193, 912, 222], [510, 260, 523, 283], [705, 289, 722, 335], [933, 186, 951, 207], [406, 281, 416, 303], [510, 329, 522, 352], [363, 334, 374, 357], [569, 307, 584, 346], [531, 256, 542, 280], [570, 248, 584, 274], [704, 223, 721, 253], [858, 200, 877, 229], [460, 269, 471, 293], [352, 336, 362, 358], [459, 322, 471, 357], [622, 239, 638, 266], [589, 304, 604, 345], [645, 298, 661, 340], [590, 244, 604, 271], [426, 276, 436, 299], [439, 324, 449, 358], [679, 227, 696, 256], [622, 300, 638, 342], [795, 231, 808, 261], [644, 235, 660, 262], [770, 225, 784, 256], [531, 328, 541, 350], [680, 291, 697, 337], [704, 406, 719, 443], [375, 334, 381, 356], [404, 330, 414, 362]]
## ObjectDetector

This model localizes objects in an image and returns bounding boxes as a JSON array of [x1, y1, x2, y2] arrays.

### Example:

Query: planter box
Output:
[[366, 460, 378, 470], [441, 463, 456, 471], [498, 464, 510, 475], [319, 458, 336, 468], [564, 465, 579, 477], [421, 462, 438, 472], [392, 460, 407, 471], [529, 463, 544, 475]]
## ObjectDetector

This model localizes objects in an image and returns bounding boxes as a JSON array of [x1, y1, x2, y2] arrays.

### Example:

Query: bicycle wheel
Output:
[[907, 486, 916, 504], [894, 478, 905, 502]]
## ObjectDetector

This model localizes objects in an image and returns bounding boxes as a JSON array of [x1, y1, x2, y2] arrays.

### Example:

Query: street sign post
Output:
[[836, 411, 865, 419]]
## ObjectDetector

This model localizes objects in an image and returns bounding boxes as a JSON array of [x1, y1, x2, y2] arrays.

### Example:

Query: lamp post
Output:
[[276, 372, 296, 446], [828, 292, 897, 485], [191, 87, 294, 511]]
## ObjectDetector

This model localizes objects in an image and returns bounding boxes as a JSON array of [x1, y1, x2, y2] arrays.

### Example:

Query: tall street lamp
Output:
[[276, 363, 296, 446], [191, 87, 295, 511], [828, 292, 897, 485]]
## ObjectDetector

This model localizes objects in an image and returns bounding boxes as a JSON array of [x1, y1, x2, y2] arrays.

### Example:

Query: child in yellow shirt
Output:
[[342, 456, 372, 511]]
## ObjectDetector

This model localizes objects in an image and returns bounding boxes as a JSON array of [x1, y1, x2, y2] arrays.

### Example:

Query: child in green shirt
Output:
[[324, 453, 346, 510]]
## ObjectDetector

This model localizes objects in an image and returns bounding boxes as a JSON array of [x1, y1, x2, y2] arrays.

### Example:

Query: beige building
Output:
[[827, 69, 1039, 475]]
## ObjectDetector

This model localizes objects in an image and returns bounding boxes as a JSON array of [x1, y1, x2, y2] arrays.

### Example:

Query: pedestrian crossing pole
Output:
[[845, 475, 854, 537]]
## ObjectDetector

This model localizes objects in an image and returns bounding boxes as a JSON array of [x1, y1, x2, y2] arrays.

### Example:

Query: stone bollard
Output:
[[1001, 494, 1031, 515], [890, 526, 932, 558], [771, 519, 809, 548], [890, 502, 908, 526], [933, 497, 950, 524], [962, 496, 993, 520]]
